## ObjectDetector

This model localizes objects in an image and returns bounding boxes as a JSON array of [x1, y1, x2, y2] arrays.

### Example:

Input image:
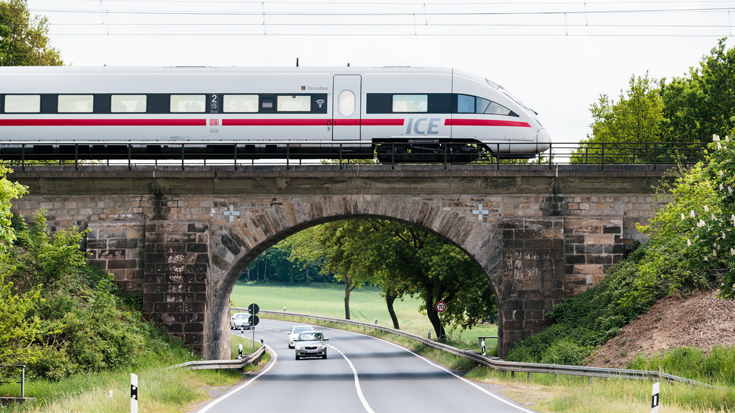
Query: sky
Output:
[[27, 0, 735, 144]]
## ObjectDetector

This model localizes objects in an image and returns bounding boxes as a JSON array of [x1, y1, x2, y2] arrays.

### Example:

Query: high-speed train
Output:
[[0, 66, 550, 163]]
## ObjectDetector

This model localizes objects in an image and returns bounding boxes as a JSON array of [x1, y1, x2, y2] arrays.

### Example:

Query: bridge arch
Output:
[[204, 195, 504, 361]]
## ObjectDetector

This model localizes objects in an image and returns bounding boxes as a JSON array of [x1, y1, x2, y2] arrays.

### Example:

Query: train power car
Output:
[[0, 66, 550, 163]]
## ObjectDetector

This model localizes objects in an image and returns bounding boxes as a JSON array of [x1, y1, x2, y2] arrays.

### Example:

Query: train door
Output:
[[332, 75, 362, 141]]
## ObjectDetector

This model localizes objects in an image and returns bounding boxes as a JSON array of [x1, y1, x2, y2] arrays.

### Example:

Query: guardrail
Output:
[[0, 141, 706, 171], [254, 309, 716, 388], [169, 344, 266, 371], [0, 365, 26, 398]]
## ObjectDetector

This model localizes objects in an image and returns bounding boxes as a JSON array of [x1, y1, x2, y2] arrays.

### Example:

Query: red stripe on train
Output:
[[0, 119, 206, 126], [446, 119, 532, 128], [223, 119, 329, 126]]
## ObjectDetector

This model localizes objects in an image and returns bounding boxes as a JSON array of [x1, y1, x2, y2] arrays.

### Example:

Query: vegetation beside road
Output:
[[232, 281, 498, 352]]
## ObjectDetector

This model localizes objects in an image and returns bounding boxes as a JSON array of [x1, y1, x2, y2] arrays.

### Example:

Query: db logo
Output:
[[209, 119, 220, 126]]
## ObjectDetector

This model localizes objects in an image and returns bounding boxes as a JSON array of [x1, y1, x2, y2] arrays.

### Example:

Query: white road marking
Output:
[[329, 344, 376, 413], [318, 325, 536, 413], [196, 342, 278, 413]]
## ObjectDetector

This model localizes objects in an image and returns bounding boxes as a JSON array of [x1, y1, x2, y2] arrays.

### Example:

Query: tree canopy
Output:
[[0, 0, 62, 66], [575, 38, 735, 163]]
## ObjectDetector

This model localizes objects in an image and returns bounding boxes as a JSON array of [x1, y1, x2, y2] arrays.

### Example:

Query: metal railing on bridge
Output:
[[0, 141, 706, 171]]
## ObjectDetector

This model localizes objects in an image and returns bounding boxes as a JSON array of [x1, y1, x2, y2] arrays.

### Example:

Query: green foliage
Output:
[[0, 211, 171, 380], [627, 346, 735, 386], [0, 0, 62, 66], [572, 73, 665, 164], [506, 246, 663, 364], [661, 38, 735, 145]]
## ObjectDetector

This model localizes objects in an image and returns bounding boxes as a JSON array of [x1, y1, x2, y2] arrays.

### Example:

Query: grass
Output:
[[466, 366, 735, 413], [231, 281, 498, 351], [0, 335, 270, 413]]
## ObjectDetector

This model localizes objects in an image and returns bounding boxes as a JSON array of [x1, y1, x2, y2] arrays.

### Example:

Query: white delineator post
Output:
[[131, 373, 138, 413], [238, 344, 243, 359], [651, 382, 660, 413], [481, 339, 486, 356]]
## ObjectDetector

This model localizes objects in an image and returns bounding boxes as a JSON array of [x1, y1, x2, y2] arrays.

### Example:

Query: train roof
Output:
[[0, 66, 458, 75]]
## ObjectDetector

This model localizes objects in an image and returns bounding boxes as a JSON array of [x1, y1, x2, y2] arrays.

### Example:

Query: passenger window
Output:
[[457, 95, 475, 113], [224, 95, 258, 113], [170, 95, 205, 113], [277, 95, 310, 112], [392, 95, 427, 113], [4, 95, 40, 113], [338, 90, 355, 117], [111, 95, 147, 113], [477, 98, 512, 116], [58, 95, 94, 113]]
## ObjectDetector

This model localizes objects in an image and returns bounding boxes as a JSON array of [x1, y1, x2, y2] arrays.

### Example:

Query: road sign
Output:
[[249, 315, 260, 327], [248, 303, 260, 315], [435, 301, 447, 313]]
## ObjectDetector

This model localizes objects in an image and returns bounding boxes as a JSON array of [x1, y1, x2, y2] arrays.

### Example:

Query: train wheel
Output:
[[376, 143, 408, 164]]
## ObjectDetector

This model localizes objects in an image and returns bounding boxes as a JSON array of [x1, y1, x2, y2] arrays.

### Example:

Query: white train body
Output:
[[0, 66, 550, 160]]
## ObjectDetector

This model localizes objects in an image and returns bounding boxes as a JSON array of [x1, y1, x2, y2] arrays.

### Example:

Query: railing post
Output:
[[601, 143, 605, 170], [21, 366, 25, 398], [585, 147, 588, 164], [234, 144, 238, 171], [496, 144, 500, 170], [286, 144, 290, 170], [21, 144, 25, 171], [181, 143, 185, 170], [549, 142, 553, 169], [653, 143, 657, 170], [128, 144, 132, 171], [443, 143, 447, 169], [74, 144, 78, 170], [339, 144, 343, 170], [391, 142, 395, 170]]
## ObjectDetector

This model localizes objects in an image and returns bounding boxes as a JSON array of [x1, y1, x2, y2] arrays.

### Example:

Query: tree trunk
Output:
[[344, 278, 352, 320], [426, 297, 445, 341], [263, 252, 268, 282], [386, 289, 400, 329]]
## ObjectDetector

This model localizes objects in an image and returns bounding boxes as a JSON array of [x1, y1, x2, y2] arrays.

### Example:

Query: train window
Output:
[[457, 95, 475, 113], [477, 98, 512, 116], [58, 95, 93, 113], [170, 95, 205, 113], [111, 95, 147, 113], [338, 90, 355, 117], [392, 95, 427, 113], [4, 95, 41, 113], [224, 95, 258, 113], [277, 95, 310, 112]]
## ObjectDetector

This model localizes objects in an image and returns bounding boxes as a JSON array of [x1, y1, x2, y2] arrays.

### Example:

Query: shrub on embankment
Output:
[[507, 135, 734, 376], [1, 211, 171, 381]]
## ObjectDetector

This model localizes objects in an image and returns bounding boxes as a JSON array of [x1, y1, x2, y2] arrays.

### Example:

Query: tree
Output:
[[572, 72, 665, 164], [661, 38, 735, 146], [0, 0, 62, 66]]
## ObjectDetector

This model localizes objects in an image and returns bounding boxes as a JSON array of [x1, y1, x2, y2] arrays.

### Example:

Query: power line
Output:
[[31, 6, 735, 17]]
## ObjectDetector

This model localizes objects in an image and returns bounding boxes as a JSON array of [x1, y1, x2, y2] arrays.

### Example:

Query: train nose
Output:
[[536, 128, 551, 152]]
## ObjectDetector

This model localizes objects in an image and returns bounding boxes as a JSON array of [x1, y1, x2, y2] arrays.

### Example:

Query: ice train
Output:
[[0, 66, 550, 162]]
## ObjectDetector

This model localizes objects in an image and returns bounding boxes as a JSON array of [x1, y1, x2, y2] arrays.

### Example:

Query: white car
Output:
[[288, 325, 316, 349], [230, 313, 252, 330], [294, 331, 329, 360]]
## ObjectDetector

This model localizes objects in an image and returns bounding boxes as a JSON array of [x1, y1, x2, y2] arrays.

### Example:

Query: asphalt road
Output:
[[195, 319, 537, 413]]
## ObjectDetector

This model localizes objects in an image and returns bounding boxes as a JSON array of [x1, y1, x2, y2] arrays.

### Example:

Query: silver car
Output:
[[230, 313, 252, 330], [294, 331, 329, 360], [288, 325, 315, 348]]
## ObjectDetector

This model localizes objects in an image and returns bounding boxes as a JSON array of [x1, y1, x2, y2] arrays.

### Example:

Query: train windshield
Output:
[[485, 78, 534, 114]]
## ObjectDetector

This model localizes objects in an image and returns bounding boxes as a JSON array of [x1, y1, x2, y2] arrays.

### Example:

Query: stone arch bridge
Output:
[[11, 164, 669, 359]]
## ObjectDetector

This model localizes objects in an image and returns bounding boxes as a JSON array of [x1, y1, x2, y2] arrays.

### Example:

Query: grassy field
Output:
[[0, 336, 267, 413], [230, 281, 498, 350]]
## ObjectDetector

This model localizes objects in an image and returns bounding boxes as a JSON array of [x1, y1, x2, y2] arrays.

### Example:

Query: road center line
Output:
[[320, 326, 536, 413], [329, 344, 376, 413], [196, 341, 278, 413]]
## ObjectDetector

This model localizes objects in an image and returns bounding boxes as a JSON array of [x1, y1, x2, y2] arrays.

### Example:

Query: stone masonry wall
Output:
[[143, 221, 209, 353], [86, 219, 146, 294]]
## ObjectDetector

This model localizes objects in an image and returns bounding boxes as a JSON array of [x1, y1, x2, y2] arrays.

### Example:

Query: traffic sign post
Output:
[[249, 303, 260, 350], [435, 301, 447, 342]]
